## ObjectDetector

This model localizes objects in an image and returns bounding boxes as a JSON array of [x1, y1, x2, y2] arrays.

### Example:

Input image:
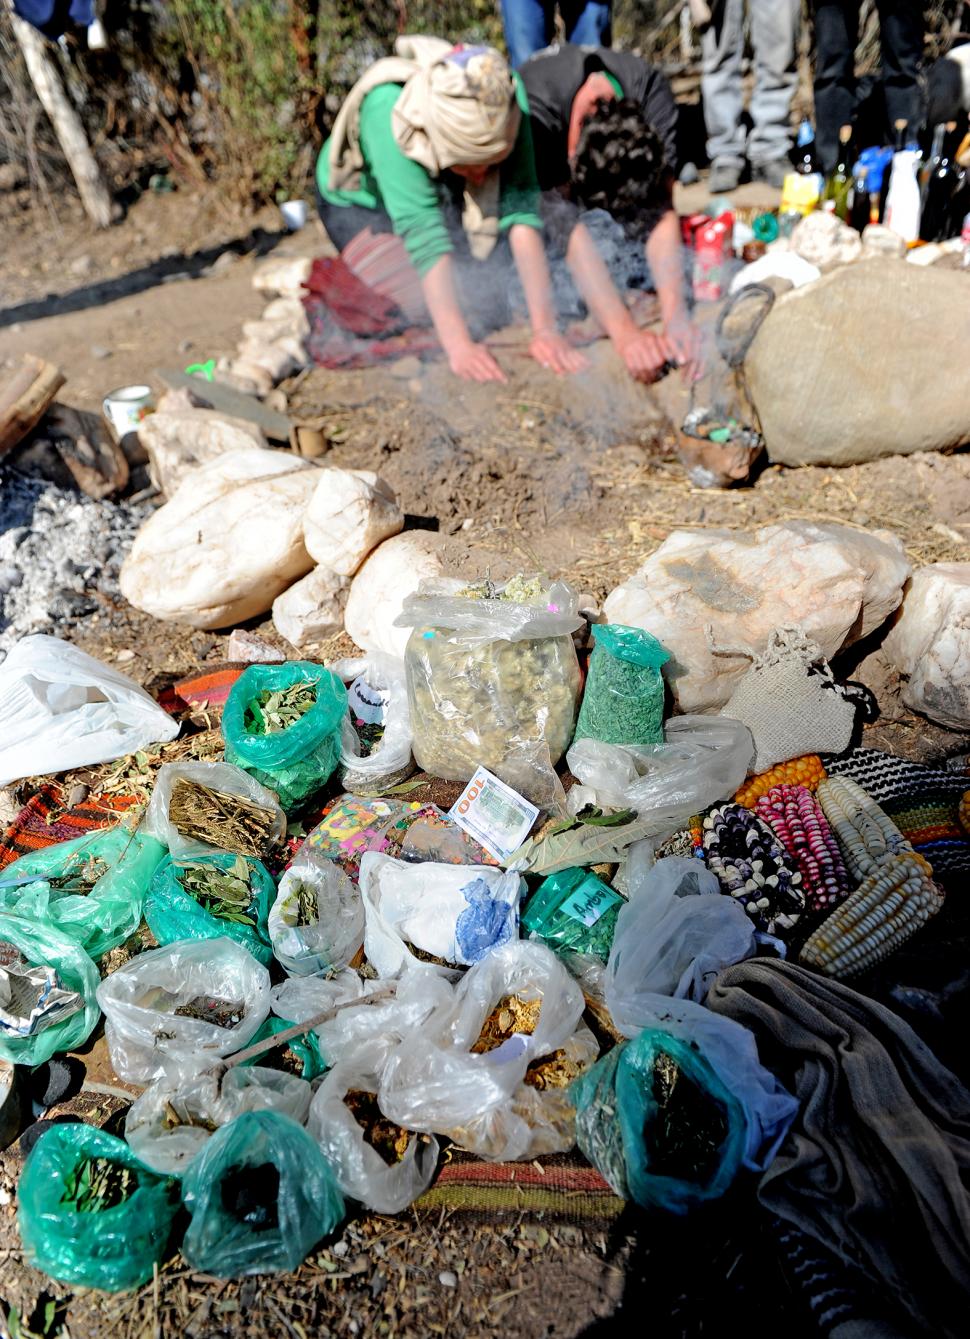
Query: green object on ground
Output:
[[237, 1015, 327, 1081], [521, 866, 623, 961], [180, 1110, 344, 1276], [753, 211, 779, 242], [0, 913, 100, 1066], [574, 624, 670, 746], [571, 1027, 744, 1213], [17, 1123, 179, 1292], [0, 826, 165, 960], [145, 852, 275, 966], [223, 662, 347, 813]]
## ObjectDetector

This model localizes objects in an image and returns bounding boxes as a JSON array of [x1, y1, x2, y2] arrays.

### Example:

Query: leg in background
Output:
[[701, 0, 748, 179], [560, 0, 613, 50], [499, 0, 554, 69], [877, 0, 925, 139], [747, 0, 800, 171], [813, 0, 861, 173]]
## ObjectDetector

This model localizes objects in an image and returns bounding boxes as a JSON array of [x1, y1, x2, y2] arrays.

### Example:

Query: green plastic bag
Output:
[[521, 866, 623, 961], [0, 826, 165, 960], [222, 662, 348, 812], [17, 1123, 180, 1292], [145, 852, 275, 967], [571, 1027, 745, 1213], [574, 624, 670, 746], [0, 913, 100, 1066], [181, 1110, 344, 1276], [237, 1015, 327, 1081]]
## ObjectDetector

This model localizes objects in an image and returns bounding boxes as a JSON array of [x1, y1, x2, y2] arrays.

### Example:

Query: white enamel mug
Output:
[[102, 384, 153, 440]]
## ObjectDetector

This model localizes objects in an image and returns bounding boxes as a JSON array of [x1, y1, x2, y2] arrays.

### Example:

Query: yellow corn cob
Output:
[[734, 756, 827, 809], [816, 775, 913, 882], [798, 852, 944, 978]]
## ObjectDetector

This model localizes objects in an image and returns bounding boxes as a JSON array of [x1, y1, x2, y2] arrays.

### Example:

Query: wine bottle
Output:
[[921, 122, 959, 242], [822, 125, 852, 219]]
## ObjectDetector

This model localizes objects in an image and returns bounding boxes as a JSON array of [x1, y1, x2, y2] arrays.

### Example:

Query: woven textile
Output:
[[0, 784, 139, 869]]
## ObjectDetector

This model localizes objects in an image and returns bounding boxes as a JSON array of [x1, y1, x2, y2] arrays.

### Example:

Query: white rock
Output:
[[138, 409, 267, 497], [790, 210, 862, 269], [730, 250, 820, 294], [262, 296, 310, 325], [272, 566, 350, 648], [224, 359, 274, 395], [227, 629, 286, 663], [304, 468, 404, 576], [242, 311, 310, 343], [603, 520, 910, 712], [344, 531, 450, 658], [252, 255, 312, 297], [883, 563, 970, 729], [860, 224, 907, 259], [120, 451, 319, 630], [235, 335, 306, 383]]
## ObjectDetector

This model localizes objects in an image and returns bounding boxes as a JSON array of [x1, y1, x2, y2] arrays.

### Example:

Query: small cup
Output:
[[280, 200, 307, 231], [102, 384, 153, 442]]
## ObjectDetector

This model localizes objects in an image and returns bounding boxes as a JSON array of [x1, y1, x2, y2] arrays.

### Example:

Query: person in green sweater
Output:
[[316, 38, 587, 384]]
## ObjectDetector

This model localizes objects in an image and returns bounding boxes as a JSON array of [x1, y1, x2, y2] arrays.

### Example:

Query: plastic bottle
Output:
[[779, 121, 824, 230], [884, 140, 923, 242]]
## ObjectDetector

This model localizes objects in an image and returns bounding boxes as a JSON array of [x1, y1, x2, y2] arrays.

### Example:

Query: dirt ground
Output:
[[1, 183, 969, 1338]]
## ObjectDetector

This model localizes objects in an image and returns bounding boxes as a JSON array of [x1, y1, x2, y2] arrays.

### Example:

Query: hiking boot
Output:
[[708, 161, 742, 194], [751, 158, 790, 188]]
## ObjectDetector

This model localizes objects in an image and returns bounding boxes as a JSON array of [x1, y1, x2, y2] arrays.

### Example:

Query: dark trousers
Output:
[[813, 0, 924, 172]]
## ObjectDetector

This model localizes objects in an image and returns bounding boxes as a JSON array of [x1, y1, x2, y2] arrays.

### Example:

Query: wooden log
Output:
[[9, 8, 113, 228], [0, 353, 66, 456]]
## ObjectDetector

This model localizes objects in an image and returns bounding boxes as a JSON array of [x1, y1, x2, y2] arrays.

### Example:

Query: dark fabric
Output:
[[500, 0, 612, 70], [813, 1, 924, 172], [706, 958, 970, 1338], [520, 43, 679, 190], [12, 0, 93, 38], [314, 180, 394, 252]]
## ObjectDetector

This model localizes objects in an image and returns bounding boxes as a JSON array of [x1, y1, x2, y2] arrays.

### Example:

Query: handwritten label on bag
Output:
[[449, 766, 539, 863], [347, 675, 388, 726], [560, 876, 623, 928]]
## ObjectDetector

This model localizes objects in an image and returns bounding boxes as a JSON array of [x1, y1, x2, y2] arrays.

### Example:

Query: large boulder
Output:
[[745, 259, 970, 466], [120, 451, 319, 629], [344, 531, 449, 658], [303, 468, 404, 576], [272, 566, 350, 648], [603, 520, 910, 712], [138, 409, 267, 497], [883, 563, 970, 729]]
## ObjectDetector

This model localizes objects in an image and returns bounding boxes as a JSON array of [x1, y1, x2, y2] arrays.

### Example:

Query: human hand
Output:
[[614, 328, 671, 383], [529, 330, 589, 376], [664, 314, 704, 383], [448, 340, 508, 383]]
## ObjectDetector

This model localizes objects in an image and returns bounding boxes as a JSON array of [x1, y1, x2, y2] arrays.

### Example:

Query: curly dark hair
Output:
[[571, 96, 672, 236]]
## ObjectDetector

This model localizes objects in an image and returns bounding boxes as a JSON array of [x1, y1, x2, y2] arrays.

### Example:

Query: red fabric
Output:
[[0, 784, 140, 869], [303, 255, 403, 336]]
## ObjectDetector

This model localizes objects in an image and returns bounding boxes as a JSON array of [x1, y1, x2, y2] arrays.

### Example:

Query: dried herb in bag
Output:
[[146, 852, 275, 967]]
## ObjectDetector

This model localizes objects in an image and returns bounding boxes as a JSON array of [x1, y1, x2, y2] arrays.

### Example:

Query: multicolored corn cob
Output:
[[959, 790, 970, 838], [755, 784, 851, 914], [798, 851, 944, 978], [816, 775, 913, 882], [734, 756, 827, 809], [701, 802, 805, 934]]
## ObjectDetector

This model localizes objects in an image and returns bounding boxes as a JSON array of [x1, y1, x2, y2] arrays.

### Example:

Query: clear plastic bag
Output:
[[222, 662, 348, 812], [125, 1067, 312, 1177], [0, 913, 100, 1066], [0, 824, 165, 960], [268, 848, 364, 977], [573, 624, 670, 746], [572, 1025, 746, 1212], [398, 576, 583, 809], [307, 1059, 439, 1213], [566, 715, 754, 839], [359, 851, 522, 978], [18, 1123, 179, 1292], [605, 856, 757, 1008], [332, 653, 414, 795], [96, 937, 272, 1084], [145, 852, 276, 967], [378, 942, 586, 1159], [140, 761, 286, 860], [180, 1109, 344, 1276], [598, 989, 799, 1173]]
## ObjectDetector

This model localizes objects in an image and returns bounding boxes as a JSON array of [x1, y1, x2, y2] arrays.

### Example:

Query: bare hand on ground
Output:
[[615, 329, 670, 383], [448, 340, 508, 383], [528, 330, 589, 376], [664, 317, 704, 383]]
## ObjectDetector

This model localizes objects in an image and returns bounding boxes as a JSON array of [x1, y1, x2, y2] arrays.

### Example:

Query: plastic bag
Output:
[[0, 913, 100, 1066], [0, 634, 179, 786], [17, 1123, 179, 1291], [398, 576, 583, 809], [360, 851, 522, 978], [304, 795, 427, 880], [145, 852, 276, 967], [222, 662, 348, 811], [398, 807, 498, 866], [379, 942, 586, 1159], [96, 937, 272, 1084], [141, 761, 287, 860], [307, 1060, 439, 1213], [566, 715, 754, 839], [236, 1014, 327, 1081], [605, 856, 757, 1008], [180, 1110, 344, 1276], [599, 989, 799, 1173], [332, 653, 414, 794], [272, 968, 454, 1075], [125, 1067, 312, 1177], [573, 625, 670, 746], [572, 1025, 746, 1212], [0, 825, 165, 960], [521, 866, 624, 962], [268, 848, 363, 977]]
